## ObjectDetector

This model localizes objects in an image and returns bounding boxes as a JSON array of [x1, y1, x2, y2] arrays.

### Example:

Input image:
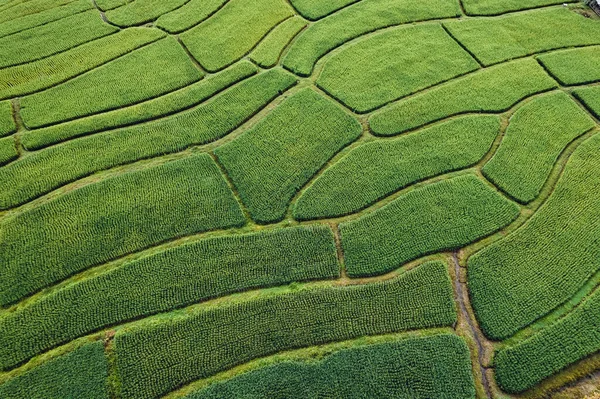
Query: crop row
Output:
[[0, 136, 17, 166], [538, 46, 600, 86], [0, 0, 76, 24], [282, 0, 461, 76], [468, 133, 600, 340], [249, 16, 306, 68], [0, 342, 108, 399], [0, 100, 15, 137], [483, 91, 594, 203], [180, 0, 293, 72], [0, 153, 245, 307], [294, 115, 500, 220], [369, 59, 557, 136], [155, 0, 228, 34], [104, 0, 188, 27], [20, 37, 203, 128], [0, 27, 165, 100], [0, 68, 296, 210], [317, 23, 479, 113], [340, 174, 520, 277], [188, 334, 475, 399], [114, 261, 457, 399], [215, 88, 361, 223], [461, 0, 576, 16]]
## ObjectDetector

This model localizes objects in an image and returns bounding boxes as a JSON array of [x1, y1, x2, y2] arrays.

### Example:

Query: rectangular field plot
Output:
[[115, 261, 456, 399], [461, 0, 576, 16], [0, 136, 17, 166], [538, 46, 600, 86], [0, 100, 15, 137], [215, 88, 361, 223], [155, 0, 228, 33], [444, 8, 600, 66], [0, 225, 339, 370], [187, 334, 475, 399], [468, 134, 600, 340], [574, 86, 600, 120], [104, 0, 188, 27], [249, 16, 307, 68], [0, 154, 245, 307], [316, 24, 479, 113], [340, 174, 520, 277]]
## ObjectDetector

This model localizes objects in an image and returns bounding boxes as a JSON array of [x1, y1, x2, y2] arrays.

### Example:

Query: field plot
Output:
[[1, 0, 600, 398]]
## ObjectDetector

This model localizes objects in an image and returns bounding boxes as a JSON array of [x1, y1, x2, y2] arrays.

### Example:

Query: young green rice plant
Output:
[[0, 0, 76, 24], [288, 0, 361, 20], [155, 0, 228, 34], [249, 16, 306, 68], [538, 46, 600, 85], [0, 342, 108, 398], [461, 0, 576, 16], [0, 136, 17, 166], [369, 59, 557, 136], [0, 100, 15, 137], [483, 92, 594, 203], [180, 0, 293, 72], [115, 261, 456, 399], [104, 0, 188, 27], [573, 85, 600, 120], [282, 0, 461, 76], [95, 0, 129, 11], [0, 153, 245, 307], [0, 69, 296, 210], [294, 115, 500, 220], [468, 133, 600, 340], [187, 334, 475, 399], [215, 88, 361, 223], [340, 174, 520, 277], [444, 8, 600, 66]]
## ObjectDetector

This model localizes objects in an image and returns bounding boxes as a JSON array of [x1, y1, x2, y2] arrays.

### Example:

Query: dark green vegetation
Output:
[[0, 154, 244, 306], [340, 174, 520, 277], [0, 342, 108, 399], [538, 46, 600, 85], [187, 334, 476, 399], [115, 261, 456, 399], [215, 88, 361, 223], [469, 134, 600, 340]]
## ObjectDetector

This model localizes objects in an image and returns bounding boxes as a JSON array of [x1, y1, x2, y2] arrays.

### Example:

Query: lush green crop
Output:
[[288, 0, 361, 20], [20, 37, 203, 128], [0, 136, 17, 166], [341, 174, 520, 277], [282, 0, 460, 76], [538, 46, 600, 85], [369, 59, 556, 135], [317, 24, 479, 113], [155, 0, 228, 33], [0, 0, 76, 24], [0, 69, 296, 210], [469, 133, 600, 340], [573, 85, 600, 120], [115, 261, 456, 399], [95, 0, 128, 11], [295, 115, 500, 220], [0, 342, 108, 399], [0, 10, 117, 68], [188, 334, 475, 399], [215, 88, 361, 223], [0, 100, 15, 137], [0, 27, 165, 100], [461, 0, 575, 16], [180, 0, 293, 72], [249, 16, 306, 68], [105, 0, 188, 27], [22, 61, 257, 150], [495, 287, 600, 393], [483, 92, 594, 203], [444, 8, 600, 66], [0, 153, 245, 306], [0, 225, 339, 370], [0, 0, 92, 38]]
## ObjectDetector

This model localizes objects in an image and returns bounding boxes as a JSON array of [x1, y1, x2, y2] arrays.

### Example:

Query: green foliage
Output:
[[0, 69, 296, 210], [0, 0, 75, 23], [115, 261, 457, 399], [0, 342, 108, 398], [341, 174, 520, 277], [0, 153, 245, 306], [462, 0, 575, 16], [95, 0, 129, 11], [249, 16, 306, 68], [444, 8, 600, 66], [369, 59, 556, 135], [483, 92, 594, 203], [0, 10, 117, 68], [288, 0, 360, 19], [0, 27, 165, 100], [215, 88, 361, 223], [282, 0, 461, 76], [317, 24, 479, 113], [155, 0, 228, 33], [573, 85, 600, 120], [538, 46, 600, 85], [0, 100, 15, 137], [295, 115, 500, 220], [180, 0, 293, 72], [495, 287, 600, 393], [0, 0, 92, 38], [0, 136, 17, 166], [468, 133, 600, 340], [22, 61, 257, 150], [20, 37, 203, 128], [188, 334, 475, 399], [104, 0, 188, 27], [0, 225, 339, 370]]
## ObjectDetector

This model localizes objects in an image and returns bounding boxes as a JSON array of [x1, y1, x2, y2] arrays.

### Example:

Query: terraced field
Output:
[[1, 0, 599, 398]]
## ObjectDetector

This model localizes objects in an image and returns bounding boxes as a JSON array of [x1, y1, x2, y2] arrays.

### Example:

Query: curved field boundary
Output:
[[0, 0, 77, 24], [249, 16, 307, 68], [104, 0, 189, 27], [288, 0, 361, 20], [155, 0, 228, 34], [461, 0, 577, 16]]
